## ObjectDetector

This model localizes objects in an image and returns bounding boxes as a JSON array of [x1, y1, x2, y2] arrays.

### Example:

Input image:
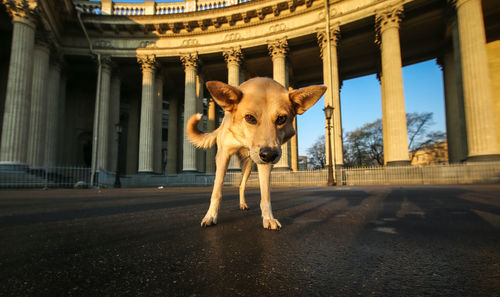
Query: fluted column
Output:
[[126, 96, 139, 174], [95, 56, 112, 171], [376, 6, 410, 166], [166, 96, 178, 174], [223, 47, 243, 170], [27, 42, 50, 167], [137, 55, 157, 173], [196, 73, 205, 172], [442, 16, 468, 163], [317, 27, 343, 168], [44, 58, 62, 167], [109, 75, 120, 171], [206, 98, 216, 173], [181, 52, 198, 172], [268, 38, 290, 170], [452, 0, 500, 160], [0, 2, 36, 165], [154, 75, 163, 173]]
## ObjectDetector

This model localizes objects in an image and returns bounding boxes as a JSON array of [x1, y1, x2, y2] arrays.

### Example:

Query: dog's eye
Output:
[[244, 114, 257, 125], [276, 115, 287, 125]]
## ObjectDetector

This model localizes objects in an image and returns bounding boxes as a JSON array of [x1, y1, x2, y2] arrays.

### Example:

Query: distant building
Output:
[[411, 141, 449, 165], [298, 156, 308, 171]]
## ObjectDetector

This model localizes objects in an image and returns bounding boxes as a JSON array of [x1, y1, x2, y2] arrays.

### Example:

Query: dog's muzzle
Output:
[[259, 147, 279, 163]]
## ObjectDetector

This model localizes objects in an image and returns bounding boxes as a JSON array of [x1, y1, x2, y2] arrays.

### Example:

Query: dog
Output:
[[186, 77, 326, 230]]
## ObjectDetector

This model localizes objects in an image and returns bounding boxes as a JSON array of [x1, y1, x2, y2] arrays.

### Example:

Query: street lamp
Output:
[[324, 105, 336, 186], [114, 123, 122, 188]]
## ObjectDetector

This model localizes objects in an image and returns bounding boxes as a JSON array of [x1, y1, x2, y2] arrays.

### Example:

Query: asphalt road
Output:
[[0, 185, 499, 296]]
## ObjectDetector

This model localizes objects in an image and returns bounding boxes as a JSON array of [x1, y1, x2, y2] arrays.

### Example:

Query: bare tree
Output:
[[307, 136, 326, 169]]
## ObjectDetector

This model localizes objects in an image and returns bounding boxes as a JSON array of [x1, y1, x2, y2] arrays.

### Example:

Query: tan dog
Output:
[[186, 77, 326, 230]]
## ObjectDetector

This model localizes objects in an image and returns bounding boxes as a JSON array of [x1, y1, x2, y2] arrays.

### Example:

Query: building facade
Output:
[[0, 0, 499, 177]]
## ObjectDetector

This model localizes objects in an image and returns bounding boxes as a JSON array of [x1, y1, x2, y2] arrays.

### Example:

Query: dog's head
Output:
[[206, 77, 326, 164]]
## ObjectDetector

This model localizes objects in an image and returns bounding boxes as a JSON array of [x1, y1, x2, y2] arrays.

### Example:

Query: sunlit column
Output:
[[376, 6, 410, 166], [268, 38, 290, 170], [452, 0, 500, 160], [137, 55, 157, 173], [0, 3, 36, 165], [317, 29, 343, 167], [223, 47, 243, 170], [181, 52, 198, 172]]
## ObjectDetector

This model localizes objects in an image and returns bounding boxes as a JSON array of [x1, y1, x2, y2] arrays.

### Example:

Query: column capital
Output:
[[316, 25, 340, 59], [222, 47, 243, 66], [375, 5, 404, 44], [2, 0, 38, 25], [180, 52, 198, 70], [267, 38, 289, 59], [137, 54, 157, 72]]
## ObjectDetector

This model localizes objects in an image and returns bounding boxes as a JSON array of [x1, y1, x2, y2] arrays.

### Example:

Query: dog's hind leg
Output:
[[257, 163, 281, 230], [201, 149, 230, 227], [239, 155, 252, 210]]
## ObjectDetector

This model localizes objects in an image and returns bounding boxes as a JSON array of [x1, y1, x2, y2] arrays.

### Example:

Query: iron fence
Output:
[[1, 162, 499, 189], [0, 166, 91, 189]]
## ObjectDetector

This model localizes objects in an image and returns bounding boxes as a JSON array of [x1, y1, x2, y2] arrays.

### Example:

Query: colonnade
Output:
[[0, 0, 498, 175]]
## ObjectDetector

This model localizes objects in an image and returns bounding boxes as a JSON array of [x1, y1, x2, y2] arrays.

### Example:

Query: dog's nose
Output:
[[259, 147, 279, 163]]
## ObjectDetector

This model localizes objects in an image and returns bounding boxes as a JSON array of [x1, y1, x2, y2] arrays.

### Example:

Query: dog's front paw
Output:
[[240, 202, 249, 211], [201, 215, 217, 227], [263, 218, 282, 230]]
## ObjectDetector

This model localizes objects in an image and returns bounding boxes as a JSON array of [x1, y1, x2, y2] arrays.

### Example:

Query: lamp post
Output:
[[324, 105, 336, 186], [114, 123, 122, 188]]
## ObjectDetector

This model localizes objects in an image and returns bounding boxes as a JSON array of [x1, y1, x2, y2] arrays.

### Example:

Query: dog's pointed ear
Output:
[[289, 85, 327, 115], [206, 81, 243, 112]]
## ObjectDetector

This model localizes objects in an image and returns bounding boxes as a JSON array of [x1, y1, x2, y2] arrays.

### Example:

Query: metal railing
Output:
[[1, 162, 499, 189], [0, 166, 91, 189], [74, 0, 253, 16]]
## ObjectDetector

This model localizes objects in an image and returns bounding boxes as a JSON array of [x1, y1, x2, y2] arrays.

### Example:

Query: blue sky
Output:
[[297, 59, 446, 155]]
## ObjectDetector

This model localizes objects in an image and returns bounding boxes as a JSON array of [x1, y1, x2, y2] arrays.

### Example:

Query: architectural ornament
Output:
[[267, 38, 289, 59], [224, 33, 242, 41], [316, 26, 340, 59], [375, 5, 404, 44], [180, 52, 198, 69], [94, 40, 113, 49], [2, 0, 37, 21], [137, 55, 157, 71], [222, 47, 243, 65]]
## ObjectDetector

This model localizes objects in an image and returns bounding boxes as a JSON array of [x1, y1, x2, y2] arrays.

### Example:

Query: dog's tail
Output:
[[186, 113, 219, 149]]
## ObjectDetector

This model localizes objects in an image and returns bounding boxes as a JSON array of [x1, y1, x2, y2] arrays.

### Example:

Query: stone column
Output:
[[0, 2, 36, 165], [196, 73, 205, 172], [180, 52, 198, 172], [57, 73, 67, 165], [376, 6, 410, 166], [452, 0, 500, 160], [137, 55, 157, 173], [268, 38, 290, 170], [109, 75, 121, 171], [290, 118, 298, 171], [223, 47, 243, 170], [206, 98, 216, 173], [317, 27, 343, 168], [154, 75, 163, 174], [44, 58, 62, 167], [95, 56, 112, 171], [126, 96, 139, 174], [441, 16, 468, 163], [27, 42, 50, 167], [166, 96, 178, 174]]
